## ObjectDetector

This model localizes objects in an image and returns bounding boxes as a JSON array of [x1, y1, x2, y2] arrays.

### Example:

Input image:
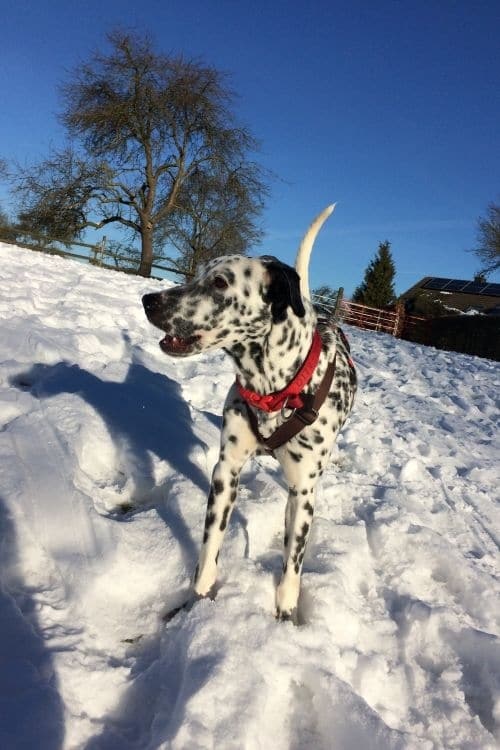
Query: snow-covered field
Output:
[[0, 243, 499, 750]]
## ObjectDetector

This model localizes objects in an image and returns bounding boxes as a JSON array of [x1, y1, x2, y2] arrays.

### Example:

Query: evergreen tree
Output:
[[352, 241, 396, 307]]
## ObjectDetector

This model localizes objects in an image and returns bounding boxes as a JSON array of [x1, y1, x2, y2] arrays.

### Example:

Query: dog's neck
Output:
[[228, 305, 318, 396]]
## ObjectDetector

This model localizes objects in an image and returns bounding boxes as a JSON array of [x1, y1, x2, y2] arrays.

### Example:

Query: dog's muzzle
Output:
[[142, 293, 200, 356]]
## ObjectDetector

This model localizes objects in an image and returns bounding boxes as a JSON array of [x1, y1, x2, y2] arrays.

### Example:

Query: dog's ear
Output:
[[263, 259, 306, 323]]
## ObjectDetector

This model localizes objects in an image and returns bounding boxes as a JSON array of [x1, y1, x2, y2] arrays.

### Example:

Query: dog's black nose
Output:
[[142, 293, 160, 313]]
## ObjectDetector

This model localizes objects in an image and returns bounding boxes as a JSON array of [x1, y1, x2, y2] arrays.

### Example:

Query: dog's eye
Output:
[[213, 276, 229, 290]]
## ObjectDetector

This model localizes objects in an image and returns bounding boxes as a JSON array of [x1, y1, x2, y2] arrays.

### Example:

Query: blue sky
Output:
[[1, 0, 498, 295]]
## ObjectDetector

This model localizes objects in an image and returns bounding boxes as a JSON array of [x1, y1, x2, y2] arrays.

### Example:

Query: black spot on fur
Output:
[[249, 341, 264, 373], [296, 522, 309, 546], [220, 505, 230, 531], [232, 343, 245, 359], [213, 479, 224, 494], [205, 511, 216, 529]]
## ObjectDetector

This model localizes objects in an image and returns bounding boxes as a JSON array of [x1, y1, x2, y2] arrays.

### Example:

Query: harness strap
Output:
[[244, 354, 337, 451]]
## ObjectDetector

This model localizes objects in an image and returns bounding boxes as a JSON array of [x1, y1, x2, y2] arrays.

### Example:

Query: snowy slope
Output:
[[0, 242, 499, 750]]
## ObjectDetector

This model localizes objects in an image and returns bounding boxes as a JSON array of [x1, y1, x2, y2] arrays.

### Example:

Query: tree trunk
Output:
[[138, 228, 153, 277]]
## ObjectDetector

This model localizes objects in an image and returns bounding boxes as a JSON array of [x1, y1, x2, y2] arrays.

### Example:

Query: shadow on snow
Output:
[[10, 355, 228, 745], [12, 357, 216, 566], [0, 496, 65, 749]]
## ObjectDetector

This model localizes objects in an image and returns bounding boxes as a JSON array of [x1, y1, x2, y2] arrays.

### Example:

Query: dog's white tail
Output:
[[295, 203, 336, 300]]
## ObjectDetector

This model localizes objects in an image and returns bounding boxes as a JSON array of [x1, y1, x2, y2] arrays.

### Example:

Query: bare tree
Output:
[[0, 207, 17, 243], [14, 148, 100, 243], [473, 202, 500, 275], [0, 160, 17, 242], [12, 30, 267, 276], [158, 163, 266, 279], [311, 285, 339, 318]]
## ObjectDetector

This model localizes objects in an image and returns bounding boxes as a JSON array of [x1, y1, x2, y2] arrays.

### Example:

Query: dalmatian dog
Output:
[[142, 205, 356, 622]]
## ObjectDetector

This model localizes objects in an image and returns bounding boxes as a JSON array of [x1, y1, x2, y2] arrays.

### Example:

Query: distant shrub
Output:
[[405, 291, 448, 318], [424, 316, 500, 361], [0, 209, 18, 243]]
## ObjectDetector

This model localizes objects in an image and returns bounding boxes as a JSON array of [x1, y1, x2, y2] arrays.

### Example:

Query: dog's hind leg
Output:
[[193, 398, 258, 598]]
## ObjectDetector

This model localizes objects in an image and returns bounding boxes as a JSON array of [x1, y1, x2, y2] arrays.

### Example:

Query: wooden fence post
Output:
[[98, 236, 107, 267], [394, 300, 405, 337], [333, 287, 344, 322]]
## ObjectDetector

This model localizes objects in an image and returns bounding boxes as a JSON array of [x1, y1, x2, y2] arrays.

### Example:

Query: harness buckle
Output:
[[292, 392, 318, 426], [281, 393, 319, 426], [280, 400, 297, 421]]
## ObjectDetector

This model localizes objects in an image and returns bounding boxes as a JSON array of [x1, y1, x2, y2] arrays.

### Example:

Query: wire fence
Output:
[[7, 231, 428, 344], [3, 229, 184, 279]]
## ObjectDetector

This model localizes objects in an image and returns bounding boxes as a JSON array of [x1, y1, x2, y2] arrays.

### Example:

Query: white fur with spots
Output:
[[143, 212, 356, 621]]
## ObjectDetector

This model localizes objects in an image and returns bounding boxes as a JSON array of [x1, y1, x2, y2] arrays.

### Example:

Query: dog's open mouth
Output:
[[160, 334, 200, 355]]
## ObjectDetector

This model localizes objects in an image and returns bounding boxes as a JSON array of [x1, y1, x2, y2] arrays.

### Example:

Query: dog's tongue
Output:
[[160, 334, 194, 354]]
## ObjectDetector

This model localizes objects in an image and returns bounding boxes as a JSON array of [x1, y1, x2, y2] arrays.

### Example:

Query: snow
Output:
[[0, 242, 499, 750]]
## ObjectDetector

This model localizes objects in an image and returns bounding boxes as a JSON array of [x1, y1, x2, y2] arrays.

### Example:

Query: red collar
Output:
[[236, 329, 323, 412]]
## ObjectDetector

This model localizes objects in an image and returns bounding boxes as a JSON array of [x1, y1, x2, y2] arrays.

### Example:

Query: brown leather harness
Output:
[[237, 321, 355, 452], [243, 354, 338, 451]]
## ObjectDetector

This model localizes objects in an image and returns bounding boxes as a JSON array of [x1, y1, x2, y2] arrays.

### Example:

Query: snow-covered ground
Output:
[[0, 243, 499, 750]]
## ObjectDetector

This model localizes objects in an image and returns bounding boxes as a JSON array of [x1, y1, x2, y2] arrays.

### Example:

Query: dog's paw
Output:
[[162, 587, 218, 623], [192, 575, 219, 601], [162, 595, 200, 623], [275, 606, 299, 626]]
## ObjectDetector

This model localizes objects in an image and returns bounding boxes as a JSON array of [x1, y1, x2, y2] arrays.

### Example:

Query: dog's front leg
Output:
[[275, 449, 321, 621], [193, 401, 257, 598]]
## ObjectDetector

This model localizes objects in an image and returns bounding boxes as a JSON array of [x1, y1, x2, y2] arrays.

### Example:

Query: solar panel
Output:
[[462, 282, 489, 294], [483, 283, 500, 297], [422, 278, 451, 290], [443, 280, 469, 291], [422, 278, 500, 297]]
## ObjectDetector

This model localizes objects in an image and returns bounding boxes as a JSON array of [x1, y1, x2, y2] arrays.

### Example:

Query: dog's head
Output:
[[142, 255, 306, 358]]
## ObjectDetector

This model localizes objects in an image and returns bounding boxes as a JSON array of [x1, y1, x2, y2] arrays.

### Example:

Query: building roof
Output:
[[400, 277, 500, 313]]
